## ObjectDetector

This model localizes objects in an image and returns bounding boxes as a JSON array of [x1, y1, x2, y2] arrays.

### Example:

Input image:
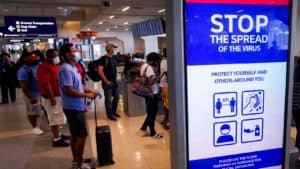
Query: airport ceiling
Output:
[[0, 0, 166, 31]]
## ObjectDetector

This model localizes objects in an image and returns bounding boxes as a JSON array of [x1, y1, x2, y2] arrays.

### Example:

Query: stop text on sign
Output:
[[210, 14, 269, 33]]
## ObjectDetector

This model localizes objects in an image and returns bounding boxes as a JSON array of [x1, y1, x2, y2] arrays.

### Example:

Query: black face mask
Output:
[[25, 60, 39, 66]]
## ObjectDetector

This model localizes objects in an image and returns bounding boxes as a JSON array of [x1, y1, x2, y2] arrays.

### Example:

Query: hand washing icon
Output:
[[242, 90, 264, 115]]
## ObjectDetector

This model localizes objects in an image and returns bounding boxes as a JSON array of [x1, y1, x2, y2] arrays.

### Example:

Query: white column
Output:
[[141, 36, 159, 55], [116, 32, 135, 54]]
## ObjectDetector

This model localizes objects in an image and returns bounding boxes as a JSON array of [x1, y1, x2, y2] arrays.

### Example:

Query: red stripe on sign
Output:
[[185, 0, 289, 5]]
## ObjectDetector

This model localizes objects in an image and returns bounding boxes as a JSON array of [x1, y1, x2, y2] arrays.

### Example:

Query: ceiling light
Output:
[[158, 8, 166, 13], [123, 22, 129, 25], [2, 9, 8, 12], [87, 28, 91, 31], [99, 21, 103, 24], [57, 7, 64, 10], [109, 15, 115, 19], [114, 25, 118, 28], [124, 28, 129, 31], [106, 28, 110, 31], [121, 6, 130, 12]]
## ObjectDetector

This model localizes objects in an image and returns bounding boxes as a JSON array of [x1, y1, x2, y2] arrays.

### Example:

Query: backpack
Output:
[[86, 57, 108, 82]]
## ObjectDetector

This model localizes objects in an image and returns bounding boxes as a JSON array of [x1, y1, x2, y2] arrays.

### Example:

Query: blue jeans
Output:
[[102, 81, 120, 118]]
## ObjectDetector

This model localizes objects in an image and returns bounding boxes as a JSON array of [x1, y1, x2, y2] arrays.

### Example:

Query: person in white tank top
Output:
[[140, 52, 163, 139]]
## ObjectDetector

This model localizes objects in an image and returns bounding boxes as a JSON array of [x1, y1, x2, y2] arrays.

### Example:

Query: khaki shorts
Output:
[[42, 97, 66, 126], [25, 96, 42, 116]]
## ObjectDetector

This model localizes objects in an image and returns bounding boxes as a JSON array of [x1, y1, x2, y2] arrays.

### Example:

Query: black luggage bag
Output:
[[94, 100, 115, 166]]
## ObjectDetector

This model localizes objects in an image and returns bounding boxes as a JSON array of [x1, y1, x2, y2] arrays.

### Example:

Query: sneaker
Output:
[[113, 113, 121, 118], [61, 134, 70, 140], [151, 133, 163, 139], [83, 158, 92, 163], [140, 129, 149, 136], [71, 162, 78, 169], [160, 120, 168, 125], [81, 162, 95, 169], [165, 122, 170, 130], [32, 127, 44, 135], [52, 138, 69, 147], [108, 116, 117, 121]]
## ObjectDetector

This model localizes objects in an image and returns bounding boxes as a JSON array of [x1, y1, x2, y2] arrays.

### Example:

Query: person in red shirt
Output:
[[37, 49, 69, 147], [76, 61, 86, 85]]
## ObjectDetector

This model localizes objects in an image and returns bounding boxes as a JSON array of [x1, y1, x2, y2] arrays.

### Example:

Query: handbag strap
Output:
[[94, 99, 98, 127], [142, 65, 149, 77]]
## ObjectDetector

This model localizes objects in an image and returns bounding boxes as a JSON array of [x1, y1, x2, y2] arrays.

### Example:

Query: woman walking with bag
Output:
[[140, 52, 163, 139]]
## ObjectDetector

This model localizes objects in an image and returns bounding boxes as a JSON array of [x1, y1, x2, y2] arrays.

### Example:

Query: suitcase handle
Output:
[[94, 93, 102, 127]]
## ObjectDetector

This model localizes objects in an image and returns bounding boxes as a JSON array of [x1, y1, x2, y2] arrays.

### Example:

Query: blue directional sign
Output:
[[0, 27, 20, 37], [3, 16, 57, 37]]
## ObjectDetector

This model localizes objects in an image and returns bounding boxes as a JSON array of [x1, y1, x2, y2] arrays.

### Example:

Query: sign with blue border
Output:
[[185, 0, 289, 168], [1, 16, 57, 37]]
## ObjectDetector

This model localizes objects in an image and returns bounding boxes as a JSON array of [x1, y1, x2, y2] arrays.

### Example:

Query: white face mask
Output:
[[74, 52, 81, 62], [53, 56, 60, 65]]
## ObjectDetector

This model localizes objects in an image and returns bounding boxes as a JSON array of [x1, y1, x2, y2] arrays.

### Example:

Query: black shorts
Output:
[[63, 109, 88, 137]]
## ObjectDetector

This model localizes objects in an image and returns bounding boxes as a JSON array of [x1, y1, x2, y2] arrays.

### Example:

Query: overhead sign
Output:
[[184, 0, 290, 168], [0, 27, 20, 37], [2, 16, 57, 37], [8, 39, 34, 44]]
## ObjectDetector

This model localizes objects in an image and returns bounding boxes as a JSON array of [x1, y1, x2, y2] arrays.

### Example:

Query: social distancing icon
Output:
[[213, 92, 237, 118]]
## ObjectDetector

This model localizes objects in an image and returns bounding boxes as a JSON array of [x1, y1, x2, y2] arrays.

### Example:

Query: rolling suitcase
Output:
[[94, 99, 115, 166]]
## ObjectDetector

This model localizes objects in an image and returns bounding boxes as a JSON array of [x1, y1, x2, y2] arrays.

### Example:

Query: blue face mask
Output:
[[74, 52, 82, 62]]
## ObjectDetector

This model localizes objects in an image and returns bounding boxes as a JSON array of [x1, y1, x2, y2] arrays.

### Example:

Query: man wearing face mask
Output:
[[58, 43, 97, 169], [37, 49, 69, 147], [18, 52, 44, 135], [98, 44, 120, 121]]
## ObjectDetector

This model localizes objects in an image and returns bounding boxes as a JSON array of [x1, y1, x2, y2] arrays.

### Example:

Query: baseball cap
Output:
[[105, 43, 118, 51]]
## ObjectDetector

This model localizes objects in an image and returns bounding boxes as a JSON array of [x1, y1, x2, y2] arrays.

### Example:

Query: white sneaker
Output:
[[140, 129, 149, 136], [32, 127, 44, 135], [81, 162, 94, 169]]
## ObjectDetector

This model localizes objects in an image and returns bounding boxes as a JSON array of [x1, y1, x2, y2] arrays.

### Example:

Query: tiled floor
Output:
[[87, 116, 170, 169], [87, 95, 171, 169], [0, 89, 171, 169]]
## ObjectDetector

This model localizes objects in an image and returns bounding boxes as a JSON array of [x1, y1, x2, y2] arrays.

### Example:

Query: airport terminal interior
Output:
[[0, 0, 299, 169]]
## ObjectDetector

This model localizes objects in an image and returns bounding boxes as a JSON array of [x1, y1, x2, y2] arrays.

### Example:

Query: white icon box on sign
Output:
[[242, 90, 264, 115], [213, 121, 237, 147], [17, 29, 20, 32], [213, 92, 237, 118], [241, 118, 263, 143], [16, 21, 19, 25]]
